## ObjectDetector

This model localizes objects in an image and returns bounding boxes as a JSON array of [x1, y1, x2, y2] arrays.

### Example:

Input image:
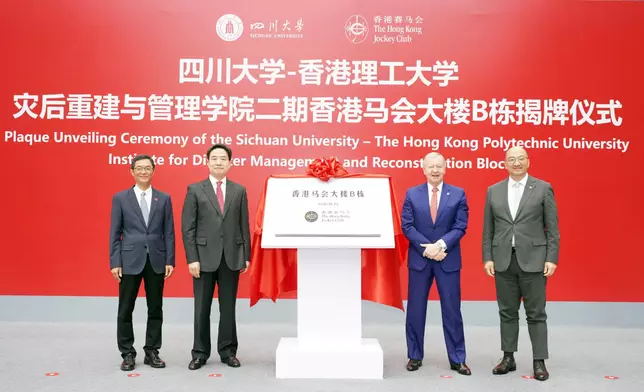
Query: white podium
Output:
[[261, 176, 395, 379]]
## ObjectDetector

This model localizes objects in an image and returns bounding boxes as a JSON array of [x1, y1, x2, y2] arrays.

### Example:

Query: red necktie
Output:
[[216, 181, 224, 212], [430, 187, 438, 222]]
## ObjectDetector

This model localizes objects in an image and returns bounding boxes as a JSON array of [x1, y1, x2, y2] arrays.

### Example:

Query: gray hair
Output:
[[423, 152, 445, 164]]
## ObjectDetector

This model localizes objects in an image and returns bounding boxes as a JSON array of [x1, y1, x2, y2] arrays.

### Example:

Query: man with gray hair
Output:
[[402, 152, 471, 375], [482, 147, 560, 381]]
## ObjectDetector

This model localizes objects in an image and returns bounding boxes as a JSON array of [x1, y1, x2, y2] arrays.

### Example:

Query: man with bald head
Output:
[[482, 147, 560, 381], [402, 152, 471, 375]]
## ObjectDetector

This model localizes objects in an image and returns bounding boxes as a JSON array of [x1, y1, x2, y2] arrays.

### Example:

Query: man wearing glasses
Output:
[[482, 147, 560, 381], [109, 154, 176, 371]]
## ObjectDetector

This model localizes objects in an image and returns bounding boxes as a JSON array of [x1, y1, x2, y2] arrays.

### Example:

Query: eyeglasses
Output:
[[133, 167, 154, 172], [507, 156, 527, 164], [425, 165, 444, 170]]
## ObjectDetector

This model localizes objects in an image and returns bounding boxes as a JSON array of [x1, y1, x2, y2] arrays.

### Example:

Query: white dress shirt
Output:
[[209, 175, 226, 202], [508, 174, 528, 246], [133, 185, 152, 253], [133, 185, 153, 211], [428, 181, 447, 251]]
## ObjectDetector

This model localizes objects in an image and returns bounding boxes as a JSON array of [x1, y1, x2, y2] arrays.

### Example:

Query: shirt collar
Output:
[[428, 181, 443, 192], [209, 175, 227, 187], [509, 174, 528, 187], [133, 185, 152, 198]]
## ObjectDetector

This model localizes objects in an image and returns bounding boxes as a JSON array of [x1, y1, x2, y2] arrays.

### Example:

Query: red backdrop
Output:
[[1, 0, 642, 302]]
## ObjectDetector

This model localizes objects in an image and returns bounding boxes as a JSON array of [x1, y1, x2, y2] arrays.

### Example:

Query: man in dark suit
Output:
[[401, 152, 471, 376], [482, 146, 560, 381], [182, 144, 251, 370], [109, 154, 176, 371]]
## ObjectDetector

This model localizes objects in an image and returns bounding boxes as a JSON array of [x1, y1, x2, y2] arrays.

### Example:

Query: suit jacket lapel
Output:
[[223, 181, 237, 219], [127, 188, 147, 227], [435, 184, 451, 224], [202, 179, 223, 217], [147, 189, 159, 226], [515, 176, 536, 220], [501, 179, 513, 221], [418, 183, 432, 225]]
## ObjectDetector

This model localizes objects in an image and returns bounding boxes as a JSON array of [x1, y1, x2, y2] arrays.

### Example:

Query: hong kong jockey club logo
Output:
[[345, 15, 369, 44], [304, 211, 318, 223], [216, 14, 243, 41]]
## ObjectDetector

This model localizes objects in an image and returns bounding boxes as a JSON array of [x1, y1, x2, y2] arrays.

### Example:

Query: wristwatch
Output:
[[437, 240, 447, 252]]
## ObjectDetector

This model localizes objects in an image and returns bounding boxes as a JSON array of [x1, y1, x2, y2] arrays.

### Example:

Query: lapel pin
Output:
[[154, 197, 159, 201], [446, 192, 450, 196]]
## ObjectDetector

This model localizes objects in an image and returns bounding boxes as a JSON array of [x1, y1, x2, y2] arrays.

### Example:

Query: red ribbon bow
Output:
[[305, 157, 349, 181]]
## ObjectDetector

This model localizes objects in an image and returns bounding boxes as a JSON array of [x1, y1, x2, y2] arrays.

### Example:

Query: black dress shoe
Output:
[[450, 362, 472, 375], [189, 358, 207, 370], [492, 357, 516, 375], [533, 360, 549, 381], [406, 359, 422, 371], [120, 354, 135, 371], [144, 352, 166, 368], [221, 356, 241, 368]]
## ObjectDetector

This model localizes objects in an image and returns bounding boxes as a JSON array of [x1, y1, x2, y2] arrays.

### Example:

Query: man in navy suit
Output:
[[109, 154, 176, 371], [402, 152, 471, 375]]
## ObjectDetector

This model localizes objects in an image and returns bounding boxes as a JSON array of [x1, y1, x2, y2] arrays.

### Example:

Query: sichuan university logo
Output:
[[216, 14, 243, 41]]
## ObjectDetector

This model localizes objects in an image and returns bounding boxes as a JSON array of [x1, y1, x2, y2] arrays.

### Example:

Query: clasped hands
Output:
[[420, 243, 447, 261]]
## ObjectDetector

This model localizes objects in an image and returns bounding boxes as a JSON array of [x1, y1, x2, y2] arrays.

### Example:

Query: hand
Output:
[[188, 262, 201, 278], [420, 243, 440, 258], [111, 267, 122, 282], [164, 265, 174, 279], [432, 251, 447, 261], [483, 261, 495, 277], [241, 261, 250, 274], [544, 262, 557, 277]]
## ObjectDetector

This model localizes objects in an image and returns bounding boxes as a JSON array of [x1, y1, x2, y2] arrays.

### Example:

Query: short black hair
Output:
[[131, 154, 155, 170], [207, 144, 232, 160]]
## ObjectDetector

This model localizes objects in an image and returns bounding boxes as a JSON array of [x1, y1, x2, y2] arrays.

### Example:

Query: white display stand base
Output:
[[276, 338, 383, 379], [274, 248, 384, 379]]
